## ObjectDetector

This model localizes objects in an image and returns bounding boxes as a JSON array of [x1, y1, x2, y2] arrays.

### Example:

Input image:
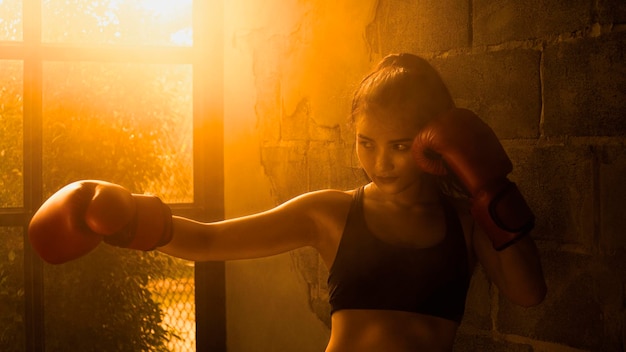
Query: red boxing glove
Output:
[[28, 180, 173, 264], [412, 108, 534, 250]]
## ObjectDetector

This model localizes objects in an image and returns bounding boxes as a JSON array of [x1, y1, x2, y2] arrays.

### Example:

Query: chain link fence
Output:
[[149, 256, 196, 352]]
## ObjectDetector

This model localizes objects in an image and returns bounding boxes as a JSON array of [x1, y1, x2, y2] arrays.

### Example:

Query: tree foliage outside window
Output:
[[0, 228, 25, 351], [0, 61, 23, 208], [0, 0, 198, 351], [39, 61, 194, 352], [0, 0, 22, 41]]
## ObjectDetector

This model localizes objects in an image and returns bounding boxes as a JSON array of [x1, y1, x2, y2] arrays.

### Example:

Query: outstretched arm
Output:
[[158, 191, 327, 262], [28, 179, 342, 265]]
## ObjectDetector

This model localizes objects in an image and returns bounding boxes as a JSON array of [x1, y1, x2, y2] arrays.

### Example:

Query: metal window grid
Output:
[[0, 1, 226, 351]]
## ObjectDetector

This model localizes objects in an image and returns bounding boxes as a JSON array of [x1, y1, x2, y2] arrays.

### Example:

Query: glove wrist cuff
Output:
[[103, 194, 173, 250], [471, 180, 535, 251]]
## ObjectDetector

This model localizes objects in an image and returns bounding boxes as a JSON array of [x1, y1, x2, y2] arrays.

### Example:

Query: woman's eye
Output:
[[359, 141, 373, 149], [394, 144, 409, 151]]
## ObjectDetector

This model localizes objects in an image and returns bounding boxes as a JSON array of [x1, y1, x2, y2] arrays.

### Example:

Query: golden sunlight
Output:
[[41, 0, 192, 46], [136, 0, 192, 19], [135, 0, 193, 46]]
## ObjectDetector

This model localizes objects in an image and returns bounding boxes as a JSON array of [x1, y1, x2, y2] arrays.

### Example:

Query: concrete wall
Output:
[[222, 0, 626, 351]]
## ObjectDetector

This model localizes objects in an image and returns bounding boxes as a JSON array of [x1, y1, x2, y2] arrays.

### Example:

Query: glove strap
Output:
[[471, 180, 535, 251], [103, 195, 173, 250]]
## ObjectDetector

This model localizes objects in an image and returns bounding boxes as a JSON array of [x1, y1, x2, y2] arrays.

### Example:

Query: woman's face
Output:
[[355, 108, 425, 195]]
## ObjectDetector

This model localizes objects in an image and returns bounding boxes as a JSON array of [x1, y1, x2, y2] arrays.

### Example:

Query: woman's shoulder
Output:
[[286, 188, 357, 260], [290, 188, 356, 211], [307, 188, 357, 198], [279, 188, 356, 229]]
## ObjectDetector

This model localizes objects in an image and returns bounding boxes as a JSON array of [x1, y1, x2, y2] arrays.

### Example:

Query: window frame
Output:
[[0, 1, 225, 351]]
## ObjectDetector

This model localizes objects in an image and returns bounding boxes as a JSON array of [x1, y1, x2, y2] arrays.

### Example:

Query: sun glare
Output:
[[137, 0, 192, 45], [138, 0, 192, 17], [89, 0, 193, 46], [171, 28, 193, 46]]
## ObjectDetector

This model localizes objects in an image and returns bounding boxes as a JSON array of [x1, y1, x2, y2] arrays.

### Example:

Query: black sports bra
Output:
[[327, 186, 471, 323]]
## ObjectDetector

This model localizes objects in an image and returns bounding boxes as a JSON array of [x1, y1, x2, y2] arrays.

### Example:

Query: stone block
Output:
[[307, 140, 364, 192], [473, 0, 592, 46], [599, 145, 626, 251], [506, 145, 594, 246], [366, 0, 470, 54], [308, 118, 343, 143], [282, 98, 310, 141], [543, 31, 626, 137], [461, 266, 493, 331], [454, 333, 533, 352], [260, 141, 309, 202], [597, 0, 626, 24], [498, 249, 623, 351], [290, 247, 332, 328], [431, 50, 541, 139]]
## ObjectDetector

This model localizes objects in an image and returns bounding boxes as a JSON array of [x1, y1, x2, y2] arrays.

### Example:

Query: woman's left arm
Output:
[[473, 224, 547, 307]]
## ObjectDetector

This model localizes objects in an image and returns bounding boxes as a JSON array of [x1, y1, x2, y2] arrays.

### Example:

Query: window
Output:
[[0, 1, 225, 351]]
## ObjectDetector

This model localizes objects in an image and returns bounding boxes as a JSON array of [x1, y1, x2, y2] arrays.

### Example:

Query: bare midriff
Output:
[[325, 309, 459, 352]]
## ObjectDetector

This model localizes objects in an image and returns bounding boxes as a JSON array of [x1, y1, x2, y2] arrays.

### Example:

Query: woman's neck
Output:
[[366, 176, 440, 209]]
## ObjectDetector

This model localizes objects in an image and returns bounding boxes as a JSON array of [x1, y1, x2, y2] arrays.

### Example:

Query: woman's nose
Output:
[[375, 150, 393, 172]]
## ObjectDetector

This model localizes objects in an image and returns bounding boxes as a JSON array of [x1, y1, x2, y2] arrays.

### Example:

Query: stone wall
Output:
[[222, 1, 626, 351]]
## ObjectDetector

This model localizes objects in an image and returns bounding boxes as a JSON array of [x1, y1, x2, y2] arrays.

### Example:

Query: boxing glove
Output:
[[412, 108, 534, 250], [28, 180, 173, 264]]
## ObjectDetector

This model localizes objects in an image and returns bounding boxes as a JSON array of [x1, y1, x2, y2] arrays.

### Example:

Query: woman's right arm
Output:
[[158, 189, 348, 262]]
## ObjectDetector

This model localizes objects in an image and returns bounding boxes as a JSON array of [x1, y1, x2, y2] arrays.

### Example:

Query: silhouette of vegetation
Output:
[[1, 0, 194, 350]]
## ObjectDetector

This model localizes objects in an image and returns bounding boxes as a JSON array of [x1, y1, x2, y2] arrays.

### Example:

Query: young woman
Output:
[[30, 53, 547, 352]]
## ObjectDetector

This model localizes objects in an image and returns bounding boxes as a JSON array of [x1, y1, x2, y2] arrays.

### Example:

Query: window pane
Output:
[[42, 0, 193, 46], [0, 60, 23, 208], [41, 61, 193, 203], [44, 251, 196, 351], [40, 61, 196, 351], [0, 227, 25, 352], [0, 0, 22, 41]]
